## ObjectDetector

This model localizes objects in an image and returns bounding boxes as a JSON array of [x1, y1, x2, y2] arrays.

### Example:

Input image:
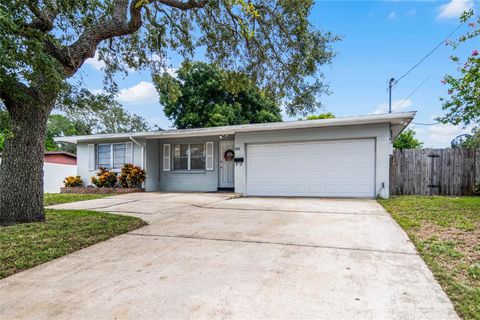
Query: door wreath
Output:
[[224, 149, 234, 161]]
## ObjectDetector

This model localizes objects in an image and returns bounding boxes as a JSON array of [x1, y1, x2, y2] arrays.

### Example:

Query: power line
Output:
[[387, 22, 465, 113], [395, 22, 464, 84], [395, 63, 442, 110], [412, 122, 440, 126]]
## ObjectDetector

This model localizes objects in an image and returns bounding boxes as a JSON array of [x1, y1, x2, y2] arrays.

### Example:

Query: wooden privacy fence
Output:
[[390, 148, 480, 196]]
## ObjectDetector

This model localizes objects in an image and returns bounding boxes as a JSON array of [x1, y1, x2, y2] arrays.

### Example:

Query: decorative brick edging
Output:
[[60, 187, 144, 194]]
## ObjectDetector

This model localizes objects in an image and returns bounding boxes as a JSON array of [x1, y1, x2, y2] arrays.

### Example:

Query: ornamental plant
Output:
[[63, 176, 83, 188], [91, 167, 117, 188], [438, 9, 479, 127], [118, 164, 146, 188]]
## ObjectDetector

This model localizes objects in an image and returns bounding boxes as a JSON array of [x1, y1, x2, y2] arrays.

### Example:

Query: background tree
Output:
[[303, 112, 335, 120], [59, 90, 151, 135], [393, 129, 423, 150], [2, 95, 150, 154], [156, 61, 282, 128], [0, 107, 10, 152], [451, 128, 480, 148], [45, 115, 79, 153], [437, 9, 479, 147], [0, 0, 337, 225]]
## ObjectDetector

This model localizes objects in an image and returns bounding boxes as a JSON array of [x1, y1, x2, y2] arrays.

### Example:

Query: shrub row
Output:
[[64, 164, 146, 189]]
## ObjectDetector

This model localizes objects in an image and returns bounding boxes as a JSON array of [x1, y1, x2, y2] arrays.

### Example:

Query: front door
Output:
[[219, 141, 235, 188]]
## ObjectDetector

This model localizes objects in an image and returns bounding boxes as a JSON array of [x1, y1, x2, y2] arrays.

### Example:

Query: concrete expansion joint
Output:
[[126, 233, 419, 256], [190, 204, 386, 216], [83, 199, 139, 210], [98, 210, 155, 215]]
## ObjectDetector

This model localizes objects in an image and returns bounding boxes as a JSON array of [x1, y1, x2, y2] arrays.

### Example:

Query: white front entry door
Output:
[[219, 141, 235, 188], [246, 139, 376, 197]]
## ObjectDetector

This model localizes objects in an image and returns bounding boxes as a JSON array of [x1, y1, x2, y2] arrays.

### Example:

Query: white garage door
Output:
[[246, 139, 375, 197]]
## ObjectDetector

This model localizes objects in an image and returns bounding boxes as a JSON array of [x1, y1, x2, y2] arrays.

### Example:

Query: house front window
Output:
[[173, 143, 205, 170], [97, 143, 127, 170]]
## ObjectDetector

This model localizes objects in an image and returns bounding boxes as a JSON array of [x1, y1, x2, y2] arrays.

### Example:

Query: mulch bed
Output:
[[60, 187, 144, 194]]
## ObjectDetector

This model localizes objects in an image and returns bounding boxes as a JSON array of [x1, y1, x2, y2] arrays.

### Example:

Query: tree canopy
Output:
[[303, 112, 335, 120], [437, 9, 479, 127], [156, 61, 282, 128], [0, 0, 338, 115], [393, 129, 423, 150]]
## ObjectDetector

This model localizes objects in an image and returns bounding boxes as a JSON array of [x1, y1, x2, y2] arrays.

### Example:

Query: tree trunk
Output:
[[0, 102, 50, 226]]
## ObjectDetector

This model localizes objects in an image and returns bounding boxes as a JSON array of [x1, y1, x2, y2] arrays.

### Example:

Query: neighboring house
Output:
[[55, 112, 415, 198], [0, 151, 77, 193]]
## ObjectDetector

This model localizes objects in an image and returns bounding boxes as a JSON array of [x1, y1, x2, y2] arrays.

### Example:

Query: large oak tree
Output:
[[0, 0, 337, 225]]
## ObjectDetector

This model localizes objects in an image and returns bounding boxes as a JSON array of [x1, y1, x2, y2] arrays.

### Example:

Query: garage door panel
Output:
[[246, 139, 375, 198]]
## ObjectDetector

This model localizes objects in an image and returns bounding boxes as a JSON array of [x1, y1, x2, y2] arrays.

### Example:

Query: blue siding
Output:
[[147, 136, 233, 192]]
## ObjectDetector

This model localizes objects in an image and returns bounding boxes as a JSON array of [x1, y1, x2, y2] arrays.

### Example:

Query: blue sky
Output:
[[76, 0, 478, 147]]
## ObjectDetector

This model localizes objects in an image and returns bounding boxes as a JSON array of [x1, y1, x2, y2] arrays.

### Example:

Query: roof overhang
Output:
[[54, 111, 416, 144]]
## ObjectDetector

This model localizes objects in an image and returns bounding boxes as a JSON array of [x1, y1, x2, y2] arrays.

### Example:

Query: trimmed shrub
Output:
[[91, 167, 117, 188], [63, 175, 83, 187], [118, 163, 146, 188]]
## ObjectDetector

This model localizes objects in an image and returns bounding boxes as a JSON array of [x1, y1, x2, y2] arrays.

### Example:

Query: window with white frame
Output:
[[97, 143, 127, 169], [173, 143, 205, 170]]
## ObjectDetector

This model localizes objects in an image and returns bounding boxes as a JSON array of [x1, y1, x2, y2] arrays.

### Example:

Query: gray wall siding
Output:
[[156, 136, 233, 192], [234, 123, 392, 198], [76, 124, 392, 197], [145, 139, 160, 191], [77, 139, 144, 186]]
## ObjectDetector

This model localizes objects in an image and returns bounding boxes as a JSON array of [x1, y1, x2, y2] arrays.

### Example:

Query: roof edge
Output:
[[55, 111, 416, 144]]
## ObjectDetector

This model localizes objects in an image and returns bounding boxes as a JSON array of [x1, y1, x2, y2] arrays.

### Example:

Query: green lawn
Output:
[[379, 196, 480, 320], [0, 209, 146, 279], [1, 193, 145, 279], [44, 193, 114, 206]]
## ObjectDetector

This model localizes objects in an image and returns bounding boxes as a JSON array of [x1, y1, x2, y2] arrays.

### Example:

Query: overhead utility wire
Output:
[[396, 63, 442, 110], [387, 22, 465, 114], [395, 22, 464, 85]]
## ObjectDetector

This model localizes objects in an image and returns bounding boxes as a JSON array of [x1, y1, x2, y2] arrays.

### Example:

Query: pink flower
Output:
[[441, 80, 446, 84], [448, 89, 453, 95], [468, 22, 476, 28], [472, 50, 478, 56]]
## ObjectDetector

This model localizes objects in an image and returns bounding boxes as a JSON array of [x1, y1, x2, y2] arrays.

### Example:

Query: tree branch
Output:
[[157, 0, 208, 11], [45, 0, 209, 76], [0, 77, 36, 111], [49, 0, 143, 75]]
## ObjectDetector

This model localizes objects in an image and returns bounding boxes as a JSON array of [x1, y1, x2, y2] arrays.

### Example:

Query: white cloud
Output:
[[84, 52, 137, 73], [414, 122, 474, 147], [437, 0, 473, 19], [407, 9, 417, 17], [116, 81, 159, 105], [388, 11, 398, 19], [84, 52, 106, 70], [373, 98, 412, 114]]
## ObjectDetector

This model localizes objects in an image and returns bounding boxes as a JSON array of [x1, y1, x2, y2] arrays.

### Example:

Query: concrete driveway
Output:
[[0, 193, 457, 319]]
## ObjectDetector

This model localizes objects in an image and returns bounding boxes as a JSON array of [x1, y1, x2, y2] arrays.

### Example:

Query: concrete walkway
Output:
[[0, 193, 458, 319]]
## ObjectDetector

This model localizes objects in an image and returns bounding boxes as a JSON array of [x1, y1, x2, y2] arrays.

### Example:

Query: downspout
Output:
[[130, 136, 146, 189], [129, 136, 145, 169]]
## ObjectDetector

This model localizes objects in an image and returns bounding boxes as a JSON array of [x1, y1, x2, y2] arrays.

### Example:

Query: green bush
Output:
[[118, 163, 146, 188], [91, 167, 117, 188], [63, 175, 83, 187]]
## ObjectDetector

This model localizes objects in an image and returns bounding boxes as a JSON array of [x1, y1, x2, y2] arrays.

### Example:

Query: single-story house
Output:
[[0, 151, 77, 193], [55, 112, 415, 198]]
